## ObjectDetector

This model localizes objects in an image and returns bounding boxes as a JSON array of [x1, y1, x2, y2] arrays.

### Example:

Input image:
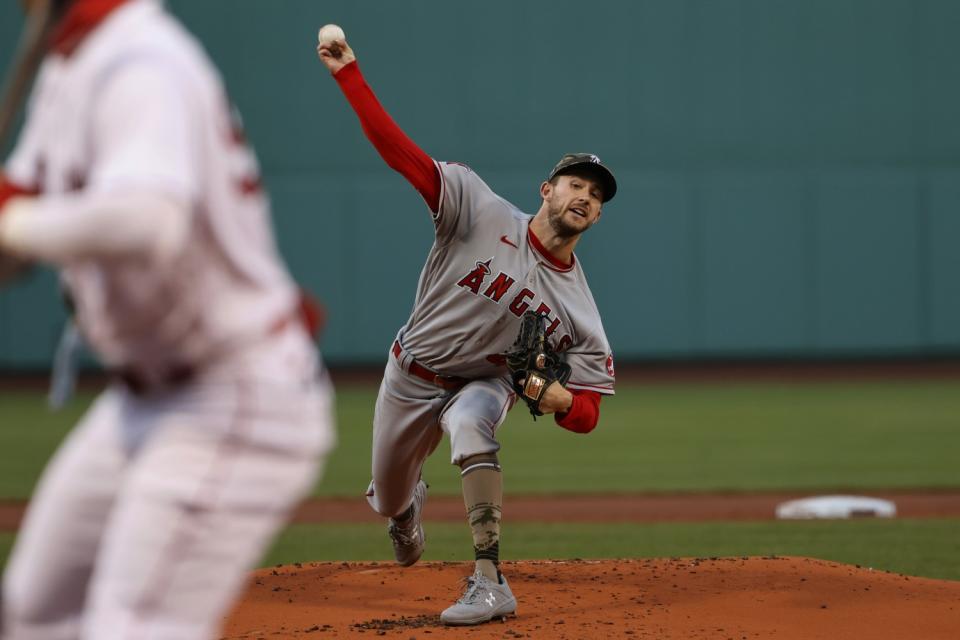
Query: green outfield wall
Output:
[[1, 0, 958, 367]]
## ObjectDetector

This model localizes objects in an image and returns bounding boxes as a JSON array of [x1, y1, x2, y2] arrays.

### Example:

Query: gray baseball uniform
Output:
[[367, 161, 614, 517]]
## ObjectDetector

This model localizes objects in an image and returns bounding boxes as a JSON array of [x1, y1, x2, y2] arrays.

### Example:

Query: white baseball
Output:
[[318, 24, 345, 46]]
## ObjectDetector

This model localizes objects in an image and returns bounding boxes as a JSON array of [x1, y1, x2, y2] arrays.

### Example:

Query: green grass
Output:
[[3, 380, 958, 498], [1, 380, 959, 581], [262, 518, 960, 581], [0, 392, 84, 498], [333, 380, 960, 496], [3, 519, 958, 581], [0, 534, 11, 569]]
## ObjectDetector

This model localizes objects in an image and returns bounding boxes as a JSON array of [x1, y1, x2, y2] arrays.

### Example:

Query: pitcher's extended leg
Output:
[[459, 453, 502, 581]]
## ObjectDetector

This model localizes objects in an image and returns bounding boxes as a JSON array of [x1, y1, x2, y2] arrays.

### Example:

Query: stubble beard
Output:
[[547, 201, 586, 239]]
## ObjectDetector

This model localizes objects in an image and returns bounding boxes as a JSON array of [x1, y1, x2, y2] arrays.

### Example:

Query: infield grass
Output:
[[1, 380, 959, 582], [2, 380, 958, 498]]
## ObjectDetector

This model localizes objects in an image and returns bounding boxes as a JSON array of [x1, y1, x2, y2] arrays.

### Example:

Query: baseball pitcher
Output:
[[317, 31, 615, 626], [0, 1, 335, 638]]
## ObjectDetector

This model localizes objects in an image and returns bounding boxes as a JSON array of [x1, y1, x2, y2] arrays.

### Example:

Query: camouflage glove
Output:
[[503, 310, 572, 418]]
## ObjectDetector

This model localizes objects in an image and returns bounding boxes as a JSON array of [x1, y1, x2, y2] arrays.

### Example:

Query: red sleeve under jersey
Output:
[[333, 62, 441, 213], [0, 174, 38, 213], [555, 389, 602, 434]]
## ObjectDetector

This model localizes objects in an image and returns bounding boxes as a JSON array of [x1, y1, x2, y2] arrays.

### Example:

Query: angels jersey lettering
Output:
[[398, 162, 614, 395]]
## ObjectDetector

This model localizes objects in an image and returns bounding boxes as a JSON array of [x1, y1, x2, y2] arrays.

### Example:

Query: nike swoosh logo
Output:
[[500, 235, 518, 249]]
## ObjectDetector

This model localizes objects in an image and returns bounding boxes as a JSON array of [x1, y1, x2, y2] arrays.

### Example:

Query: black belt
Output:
[[114, 309, 303, 396], [114, 363, 194, 396]]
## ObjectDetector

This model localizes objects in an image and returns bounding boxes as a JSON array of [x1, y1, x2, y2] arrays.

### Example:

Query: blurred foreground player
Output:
[[0, 1, 335, 638]]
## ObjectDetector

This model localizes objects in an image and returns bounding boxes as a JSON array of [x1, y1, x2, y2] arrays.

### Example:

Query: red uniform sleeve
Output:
[[0, 174, 38, 214], [333, 62, 441, 213], [554, 389, 601, 434]]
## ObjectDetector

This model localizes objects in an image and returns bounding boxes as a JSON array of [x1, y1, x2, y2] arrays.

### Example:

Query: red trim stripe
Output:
[[491, 388, 515, 435], [238, 175, 263, 196], [432, 159, 446, 225], [526, 226, 575, 272], [50, 0, 131, 57]]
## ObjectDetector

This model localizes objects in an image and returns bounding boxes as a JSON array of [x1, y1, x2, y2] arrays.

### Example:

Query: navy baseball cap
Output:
[[548, 153, 617, 203]]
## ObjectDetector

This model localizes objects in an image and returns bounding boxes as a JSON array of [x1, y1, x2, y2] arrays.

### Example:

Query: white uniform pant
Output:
[[366, 353, 515, 519], [2, 327, 335, 640]]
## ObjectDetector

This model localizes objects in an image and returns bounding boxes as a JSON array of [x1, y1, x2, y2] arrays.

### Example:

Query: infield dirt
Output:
[[221, 556, 960, 639], [4, 490, 960, 530]]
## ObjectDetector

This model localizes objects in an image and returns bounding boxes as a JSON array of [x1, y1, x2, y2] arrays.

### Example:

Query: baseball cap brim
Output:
[[548, 154, 618, 203]]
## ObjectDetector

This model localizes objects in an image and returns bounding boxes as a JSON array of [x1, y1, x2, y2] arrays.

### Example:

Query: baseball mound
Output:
[[221, 557, 960, 639]]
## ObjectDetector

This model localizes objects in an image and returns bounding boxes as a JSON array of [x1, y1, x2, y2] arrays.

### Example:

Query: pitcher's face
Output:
[[541, 174, 603, 238]]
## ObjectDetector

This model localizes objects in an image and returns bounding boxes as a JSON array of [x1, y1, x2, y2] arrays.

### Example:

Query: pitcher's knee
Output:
[[443, 410, 495, 454], [366, 480, 415, 519], [444, 418, 498, 467]]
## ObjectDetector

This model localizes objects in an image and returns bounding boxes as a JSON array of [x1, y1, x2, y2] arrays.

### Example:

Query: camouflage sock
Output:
[[460, 455, 502, 582]]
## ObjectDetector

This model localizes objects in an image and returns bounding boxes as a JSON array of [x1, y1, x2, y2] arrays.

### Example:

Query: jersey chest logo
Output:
[[455, 259, 573, 352]]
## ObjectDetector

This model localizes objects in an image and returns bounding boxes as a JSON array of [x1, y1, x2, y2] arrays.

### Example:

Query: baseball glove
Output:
[[504, 310, 571, 418]]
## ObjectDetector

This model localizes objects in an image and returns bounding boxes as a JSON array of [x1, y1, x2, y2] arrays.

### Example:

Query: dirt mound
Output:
[[220, 557, 960, 639]]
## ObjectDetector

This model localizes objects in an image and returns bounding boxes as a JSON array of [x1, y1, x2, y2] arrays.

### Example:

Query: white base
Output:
[[775, 495, 897, 519]]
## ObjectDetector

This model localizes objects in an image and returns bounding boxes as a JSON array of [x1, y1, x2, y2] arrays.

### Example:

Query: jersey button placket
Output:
[[525, 261, 538, 285]]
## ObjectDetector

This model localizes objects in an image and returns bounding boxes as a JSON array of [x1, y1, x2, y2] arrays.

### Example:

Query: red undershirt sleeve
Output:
[[333, 61, 441, 213], [554, 389, 601, 434], [0, 174, 38, 214]]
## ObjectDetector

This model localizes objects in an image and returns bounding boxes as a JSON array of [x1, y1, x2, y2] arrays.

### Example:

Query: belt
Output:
[[391, 341, 468, 391], [114, 363, 194, 396], [115, 309, 303, 396]]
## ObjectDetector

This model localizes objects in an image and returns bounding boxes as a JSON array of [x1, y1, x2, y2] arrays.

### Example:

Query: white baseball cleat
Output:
[[440, 568, 517, 626], [387, 479, 427, 566]]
